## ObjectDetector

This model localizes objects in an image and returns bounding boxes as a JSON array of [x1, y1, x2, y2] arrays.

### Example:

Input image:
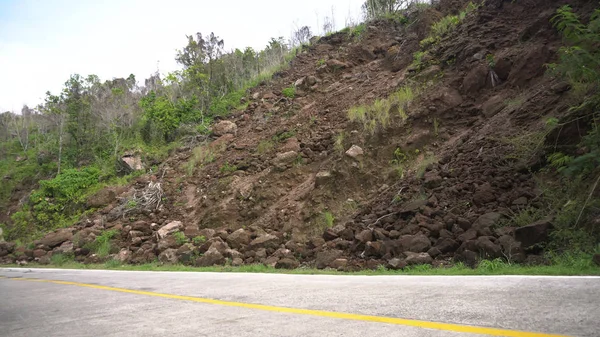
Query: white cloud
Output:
[[0, 0, 364, 112]]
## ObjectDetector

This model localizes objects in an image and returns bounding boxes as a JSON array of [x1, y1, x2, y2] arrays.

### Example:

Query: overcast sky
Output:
[[0, 0, 364, 112]]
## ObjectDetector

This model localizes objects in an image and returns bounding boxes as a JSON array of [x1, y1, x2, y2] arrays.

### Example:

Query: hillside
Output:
[[1, 0, 599, 271]]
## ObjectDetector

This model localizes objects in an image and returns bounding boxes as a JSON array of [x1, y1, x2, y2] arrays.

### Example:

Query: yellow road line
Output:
[[1, 276, 570, 337]]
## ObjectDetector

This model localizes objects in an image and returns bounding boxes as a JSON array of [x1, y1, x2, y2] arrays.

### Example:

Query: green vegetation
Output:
[[272, 130, 296, 143], [334, 132, 346, 155], [348, 85, 414, 134], [321, 211, 335, 229], [219, 162, 238, 174], [5, 253, 599, 276], [419, 2, 479, 48], [282, 86, 296, 98], [85, 230, 119, 257], [0, 30, 296, 242], [173, 231, 188, 245], [257, 140, 275, 154], [192, 235, 207, 245]]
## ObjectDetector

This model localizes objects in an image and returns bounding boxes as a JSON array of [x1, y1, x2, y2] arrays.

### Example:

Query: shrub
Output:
[[219, 162, 238, 174], [192, 235, 206, 245], [174, 231, 188, 245], [185, 143, 216, 175], [321, 211, 335, 229], [86, 229, 119, 257], [282, 86, 296, 98]]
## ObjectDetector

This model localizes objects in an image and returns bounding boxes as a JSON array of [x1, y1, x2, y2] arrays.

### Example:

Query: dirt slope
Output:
[[1, 0, 591, 270]]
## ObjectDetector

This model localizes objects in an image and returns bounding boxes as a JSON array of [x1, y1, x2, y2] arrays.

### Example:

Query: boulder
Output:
[[514, 219, 552, 248], [315, 249, 343, 269], [275, 258, 300, 269], [227, 229, 251, 249], [157, 221, 183, 239], [472, 213, 503, 235], [115, 249, 132, 263], [195, 247, 225, 267], [0, 242, 15, 257], [86, 189, 117, 208], [482, 95, 506, 118], [119, 152, 144, 173], [399, 234, 431, 253], [404, 252, 433, 265], [158, 248, 179, 264], [315, 171, 333, 187], [355, 229, 373, 243], [475, 237, 502, 258], [387, 258, 407, 270], [462, 64, 488, 95], [54, 241, 74, 255], [33, 249, 47, 258], [330, 258, 348, 270], [232, 257, 244, 267], [212, 120, 237, 136], [326, 59, 349, 70], [423, 171, 443, 189], [249, 234, 280, 250], [434, 236, 459, 253], [345, 145, 364, 159], [40, 229, 73, 248]]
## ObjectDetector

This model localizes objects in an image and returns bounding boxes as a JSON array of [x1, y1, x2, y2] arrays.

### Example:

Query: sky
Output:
[[0, 0, 364, 112]]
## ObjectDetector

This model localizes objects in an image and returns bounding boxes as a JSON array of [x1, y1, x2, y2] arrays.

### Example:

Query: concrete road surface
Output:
[[0, 268, 598, 337]]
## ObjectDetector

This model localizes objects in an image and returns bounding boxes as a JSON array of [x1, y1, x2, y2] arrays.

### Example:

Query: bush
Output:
[[86, 229, 119, 257], [347, 85, 414, 134], [282, 86, 296, 98], [174, 231, 188, 245]]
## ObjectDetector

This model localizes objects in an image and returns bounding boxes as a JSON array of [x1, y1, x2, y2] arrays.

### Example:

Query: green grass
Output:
[[3, 255, 599, 275], [282, 86, 296, 98], [85, 229, 119, 257]]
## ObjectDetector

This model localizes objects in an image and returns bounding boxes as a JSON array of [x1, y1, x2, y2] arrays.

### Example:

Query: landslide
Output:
[[3, 0, 598, 270]]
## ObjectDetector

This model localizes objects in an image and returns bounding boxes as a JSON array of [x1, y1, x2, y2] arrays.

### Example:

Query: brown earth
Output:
[[2, 0, 594, 270]]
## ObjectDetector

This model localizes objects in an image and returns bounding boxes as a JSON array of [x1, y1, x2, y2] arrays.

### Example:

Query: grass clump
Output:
[[322, 211, 335, 229], [174, 231, 188, 245], [185, 143, 216, 176], [282, 86, 296, 99], [257, 140, 274, 154], [86, 229, 119, 257], [419, 2, 479, 48], [192, 235, 206, 245], [219, 162, 238, 175], [347, 85, 414, 135], [334, 132, 346, 155]]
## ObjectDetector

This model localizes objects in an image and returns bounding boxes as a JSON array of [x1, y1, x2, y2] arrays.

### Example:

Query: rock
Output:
[[55, 241, 74, 255], [514, 219, 552, 248], [131, 221, 152, 235], [423, 171, 443, 189], [323, 229, 338, 241], [345, 145, 364, 159], [315, 171, 333, 187], [273, 151, 298, 167], [434, 238, 459, 254], [472, 213, 503, 234], [262, 92, 276, 100], [249, 234, 280, 250], [431, 87, 463, 112], [404, 252, 433, 265], [399, 200, 427, 214], [157, 236, 178, 251], [116, 249, 132, 263], [0, 242, 15, 257], [255, 248, 267, 260], [264, 255, 279, 267], [208, 239, 230, 254], [427, 247, 442, 258], [460, 250, 479, 267], [457, 217, 471, 231], [508, 45, 550, 86], [40, 229, 73, 248], [232, 257, 244, 267], [326, 59, 349, 70], [355, 230, 373, 244], [512, 197, 528, 206], [86, 189, 117, 208], [195, 247, 225, 267], [330, 258, 348, 270], [365, 241, 386, 257], [227, 229, 251, 249], [493, 58, 512, 80], [399, 234, 431, 253], [224, 249, 243, 260], [212, 120, 237, 136], [252, 92, 260, 100], [482, 95, 506, 118], [458, 229, 478, 243], [157, 221, 183, 239], [475, 237, 502, 258], [275, 258, 300, 269], [199, 228, 216, 240], [462, 64, 488, 95], [38, 255, 51, 265], [474, 184, 496, 206], [497, 235, 525, 262], [119, 152, 144, 172], [315, 249, 343, 269], [387, 258, 407, 270], [33, 249, 47, 258]]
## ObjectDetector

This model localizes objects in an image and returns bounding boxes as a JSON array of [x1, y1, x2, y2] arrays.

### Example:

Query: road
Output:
[[0, 268, 598, 337]]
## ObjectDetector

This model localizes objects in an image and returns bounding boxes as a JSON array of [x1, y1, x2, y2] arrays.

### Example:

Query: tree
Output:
[[42, 92, 67, 174]]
